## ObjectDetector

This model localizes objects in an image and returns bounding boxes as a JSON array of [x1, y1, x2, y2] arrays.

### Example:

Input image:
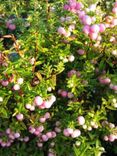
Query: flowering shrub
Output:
[[0, 0, 117, 155]]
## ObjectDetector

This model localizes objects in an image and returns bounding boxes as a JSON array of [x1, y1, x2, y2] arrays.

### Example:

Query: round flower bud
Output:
[[1, 80, 9, 87], [82, 15, 92, 25], [68, 55, 75, 62], [61, 91, 68, 97], [37, 142, 43, 148], [29, 126, 35, 134], [57, 27, 66, 35], [75, 141, 81, 147], [25, 104, 32, 110], [23, 136, 29, 142], [63, 129, 70, 137], [44, 112, 51, 119], [103, 135, 109, 141], [42, 135, 48, 142], [82, 25, 90, 35], [39, 117, 46, 123], [90, 24, 100, 33], [13, 84, 20, 91], [8, 24, 16, 30], [17, 78, 23, 84], [77, 49, 85, 55], [34, 96, 43, 106], [16, 113, 24, 121], [108, 134, 116, 142], [14, 132, 20, 138], [71, 129, 81, 138], [77, 116, 85, 125], [30, 105, 35, 111], [82, 124, 87, 129], [0, 97, 3, 102]]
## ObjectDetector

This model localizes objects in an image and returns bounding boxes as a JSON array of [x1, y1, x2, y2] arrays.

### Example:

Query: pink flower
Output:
[[83, 25, 90, 35], [111, 19, 117, 26], [43, 101, 52, 108], [77, 49, 85, 55], [29, 126, 35, 134], [51, 131, 57, 138], [42, 135, 48, 142], [82, 15, 92, 25], [23, 136, 29, 142], [34, 96, 43, 106], [49, 95, 56, 103], [64, 31, 71, 37], [6, 20, 12, 28], [108, 134, 116, 142], [13, 84, 20, 91], [38, 103, 45, 109], [99, 77, 111, 84], [103, 135, 109, 141], [67, 70, 76, 77], [39, 117, 46, 123], [6, 142, 11, 147], [99, 24, 106, 33], [77, 116, 85, 125], [112, 7, 117, 15], [1, 80, 9, 87], [69, 0, 76, 8], [60, 17, 65, 22], [57, 27, 66, 35], [88, 4, 96, 12], [25, 103, 31, 109], [48, 153, 55, 156], [89, 32, 98, 40], [71, 129, 81, 138], [37, 142, 43, 148], [68, 24, 75, 31], [63, 129, 70, 137], [36, 125, 44, 132], [78, 11, 86, 19], [66, 128, 74, 134], [1, 142, 6, 147], [8, 24, 16, 31], [90, 24, 100, 33], [34, 130, 40, 136], [112, 85, 117, 91], [44, 112, 51, 119], [30, 105, 35, 111], [75, 2, 83, 10], [61, 91, 68, 97], [16, 113, 24, 121], [6, 128, 11, 134], [9, 134, 15, 140], [64, 4, 70, 10], [114, 2, 117, 7], [46, 132, 53, 138], [14, 132, 20, 138]]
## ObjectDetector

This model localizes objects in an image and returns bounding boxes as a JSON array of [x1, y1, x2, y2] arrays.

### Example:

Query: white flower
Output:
[[0, 97, 3, 102], [17, 78, 24, 85]]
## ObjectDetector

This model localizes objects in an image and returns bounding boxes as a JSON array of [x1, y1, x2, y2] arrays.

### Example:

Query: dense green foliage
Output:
[[0, 0, 117, 155]]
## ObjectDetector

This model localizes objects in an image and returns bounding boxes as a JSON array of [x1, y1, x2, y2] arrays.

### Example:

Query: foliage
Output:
[[0, 0, 117, 155]]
